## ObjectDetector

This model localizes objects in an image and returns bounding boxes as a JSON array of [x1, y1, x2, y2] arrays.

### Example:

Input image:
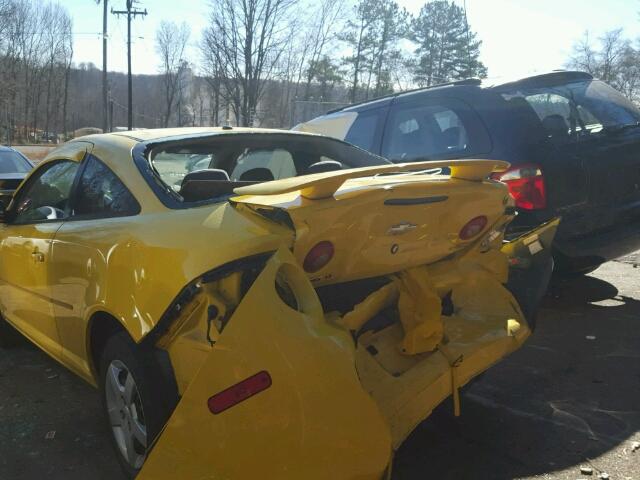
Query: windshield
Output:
[[501, 79, 640, 136], [146, 133, 390, 206], [0, 150, 32, 174]]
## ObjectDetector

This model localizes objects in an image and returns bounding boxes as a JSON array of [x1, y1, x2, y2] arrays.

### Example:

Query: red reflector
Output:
[[492, 163, 546, 210], [207, 371, 272, 414], [459, 216, 488, 240], [303, 241, 334, 273]]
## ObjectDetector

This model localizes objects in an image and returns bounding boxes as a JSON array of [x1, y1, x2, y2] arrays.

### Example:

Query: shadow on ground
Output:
[[0, 334, 121, 479], [394, 267, 640, 479]]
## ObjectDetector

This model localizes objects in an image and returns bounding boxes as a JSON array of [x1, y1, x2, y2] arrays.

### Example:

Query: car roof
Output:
[[326, 70, 594, 114], [0, 145, 18, 152], [483, 70, 593, 91], [104, 126, 322, 143], [67, 127, 329, 162]]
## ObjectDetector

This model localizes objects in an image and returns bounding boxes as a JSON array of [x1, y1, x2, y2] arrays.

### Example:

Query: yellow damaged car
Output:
[[0, 128, 558, 479]]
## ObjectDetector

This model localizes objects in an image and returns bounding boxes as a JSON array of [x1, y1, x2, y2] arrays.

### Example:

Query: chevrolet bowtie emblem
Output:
[[387, 222, 417, 235]]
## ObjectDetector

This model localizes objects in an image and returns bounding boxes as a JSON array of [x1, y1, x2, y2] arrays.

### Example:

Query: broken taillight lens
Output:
[[492, 163, 546, 210], [303, 241, 334, 273]]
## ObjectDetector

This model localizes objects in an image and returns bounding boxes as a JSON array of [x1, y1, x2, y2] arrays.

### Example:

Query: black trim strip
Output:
[[1, 279, 74, 310], [384, 195, 448, 206]]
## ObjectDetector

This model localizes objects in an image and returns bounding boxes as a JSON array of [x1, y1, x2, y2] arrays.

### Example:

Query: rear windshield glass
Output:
[[0, 150, 32, 174], [146, 133, 389, 206], [501, 79, 640, 137]]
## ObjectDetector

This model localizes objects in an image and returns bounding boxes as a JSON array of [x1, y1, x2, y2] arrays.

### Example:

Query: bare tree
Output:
[[569, 31, 599, 75], [567, 29, 640, 101], [201, 0, 298, 126], [156, 21, 190, 127], [300, 0, 343, 100]]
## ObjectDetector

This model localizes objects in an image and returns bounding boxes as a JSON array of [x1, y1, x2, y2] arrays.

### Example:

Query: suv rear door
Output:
[[567, 80, 640, 229], [498, 77, 640, 238]]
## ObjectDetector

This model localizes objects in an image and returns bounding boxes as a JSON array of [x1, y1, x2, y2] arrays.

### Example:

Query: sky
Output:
[[65, 0, 640, 79]]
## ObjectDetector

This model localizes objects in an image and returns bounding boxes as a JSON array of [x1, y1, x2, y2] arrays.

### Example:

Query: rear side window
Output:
[[345, 109, 383, 152], [500, 79, 640, 143], [73, 155, 140, 218], [381, 98, 488, 162]]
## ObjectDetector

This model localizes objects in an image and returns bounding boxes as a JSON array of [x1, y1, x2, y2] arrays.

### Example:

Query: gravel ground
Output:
[[0, 257, 638, 480]]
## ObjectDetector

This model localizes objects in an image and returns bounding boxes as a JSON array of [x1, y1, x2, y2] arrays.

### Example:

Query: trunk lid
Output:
[[231, 159, 511, 285]]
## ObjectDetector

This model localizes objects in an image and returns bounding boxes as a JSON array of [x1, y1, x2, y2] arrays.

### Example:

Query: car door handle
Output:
[[31, 251, 45, 262]]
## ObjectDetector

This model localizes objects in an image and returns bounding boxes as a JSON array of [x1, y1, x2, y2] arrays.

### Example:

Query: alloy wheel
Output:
[[104, 359, 147, 469]]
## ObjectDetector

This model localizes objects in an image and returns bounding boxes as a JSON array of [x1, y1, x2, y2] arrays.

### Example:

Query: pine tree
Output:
[[410, 0, 486, 87], [306, 56, 343, 100], [340, 0, 380, 103], [340, 0, 409, 102], [370, 1, 408, 97]]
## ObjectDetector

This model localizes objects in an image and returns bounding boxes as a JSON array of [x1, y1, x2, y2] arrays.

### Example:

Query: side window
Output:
[[522, 93, 573, 141], [502, 83, 611, 144], [11, 160, 80, 224], [230, 149, 296, 181], [73, 155, 140, 218], [345, 109, 383, 152], [382, 102, 471, 161]]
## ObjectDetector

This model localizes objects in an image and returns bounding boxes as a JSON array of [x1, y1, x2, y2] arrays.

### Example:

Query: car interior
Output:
[[147, 134, 388, 203]]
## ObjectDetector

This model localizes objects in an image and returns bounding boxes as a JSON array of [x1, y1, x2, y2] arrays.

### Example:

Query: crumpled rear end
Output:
[[138, 162, 559, 479]]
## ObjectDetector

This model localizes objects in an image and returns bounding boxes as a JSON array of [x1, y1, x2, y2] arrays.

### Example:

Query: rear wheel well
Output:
[[88, 312, 127, 379]]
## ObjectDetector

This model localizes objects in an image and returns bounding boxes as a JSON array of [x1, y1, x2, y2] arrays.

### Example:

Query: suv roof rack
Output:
[[326, 78, 482, 114]]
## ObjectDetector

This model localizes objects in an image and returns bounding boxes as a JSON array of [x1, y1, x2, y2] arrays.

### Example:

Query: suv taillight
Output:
[[492, 163, 546, 210]]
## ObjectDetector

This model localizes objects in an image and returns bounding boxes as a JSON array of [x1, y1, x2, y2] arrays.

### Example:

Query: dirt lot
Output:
[[0, 256, 639, 480]]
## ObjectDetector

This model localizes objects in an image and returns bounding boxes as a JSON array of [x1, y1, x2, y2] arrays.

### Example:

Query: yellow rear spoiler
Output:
[[233, 159, 510, 200]]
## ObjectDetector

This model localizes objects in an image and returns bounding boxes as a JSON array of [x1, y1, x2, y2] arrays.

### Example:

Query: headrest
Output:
[[306, 160, 342, 174], [239, 167, 274, 182], [182, 168, 230, 185], [541, 114, 568, 136]]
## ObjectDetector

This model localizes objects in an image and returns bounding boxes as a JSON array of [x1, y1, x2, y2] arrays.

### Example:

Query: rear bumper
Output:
[[509, 210, 640, 263], [554, 217, 640, 262], [506, 247, 554, 329], [356, 315, 530, 449]]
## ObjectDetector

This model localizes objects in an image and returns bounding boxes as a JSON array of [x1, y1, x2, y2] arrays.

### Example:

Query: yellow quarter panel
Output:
[[140, 248, 391, 480]]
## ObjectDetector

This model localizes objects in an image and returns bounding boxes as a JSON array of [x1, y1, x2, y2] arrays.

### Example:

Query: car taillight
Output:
[[208, 371, 272, 414], [459, 215, 488, 240], [491, 163, 546, 210], [303, 241, 334, 273]]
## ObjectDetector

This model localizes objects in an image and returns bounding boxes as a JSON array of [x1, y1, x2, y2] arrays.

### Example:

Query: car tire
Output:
[[554, 262, 602, 278], [98, 332, 179, 479]]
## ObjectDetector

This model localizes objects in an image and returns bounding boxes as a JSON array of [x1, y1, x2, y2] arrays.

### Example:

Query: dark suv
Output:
[[295, 71, 640, 274]]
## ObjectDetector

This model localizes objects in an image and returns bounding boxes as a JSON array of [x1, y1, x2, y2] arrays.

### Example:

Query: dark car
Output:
[[0, 146, 34, 208], [295, 71, 640, 274]]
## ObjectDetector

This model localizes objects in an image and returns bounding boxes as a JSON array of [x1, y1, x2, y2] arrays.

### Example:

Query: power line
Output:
[[112, 0, 147, 131]]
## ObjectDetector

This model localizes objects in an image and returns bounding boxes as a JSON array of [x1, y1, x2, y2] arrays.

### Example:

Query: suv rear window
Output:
[[501, 79, 640, 141]]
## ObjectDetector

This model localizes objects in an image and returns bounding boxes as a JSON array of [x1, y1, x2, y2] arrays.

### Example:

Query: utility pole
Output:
[[102, 0, 108, 133], [112, 0, 147, 131]]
